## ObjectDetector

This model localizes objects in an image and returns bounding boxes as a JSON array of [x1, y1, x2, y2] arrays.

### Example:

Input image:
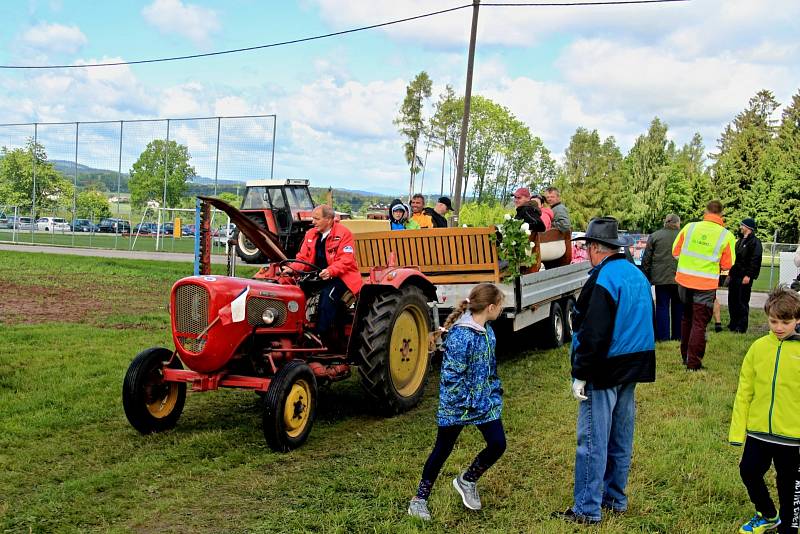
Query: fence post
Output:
[[214, 117, 221, 196], [769, 230, 777, 290], [31, 123, 37, 244], [270, 116, 276, 179], [73, 122, 79, 247]]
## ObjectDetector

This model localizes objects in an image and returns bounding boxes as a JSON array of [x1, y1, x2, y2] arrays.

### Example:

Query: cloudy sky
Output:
[[1, 0, 798, 194]]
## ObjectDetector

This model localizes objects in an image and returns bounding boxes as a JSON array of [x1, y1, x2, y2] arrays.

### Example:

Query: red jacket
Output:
[[292, 221, 363, 295]]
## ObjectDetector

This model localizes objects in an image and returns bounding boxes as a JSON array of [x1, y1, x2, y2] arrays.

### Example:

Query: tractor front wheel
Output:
[[263, 360, 317, 452], [123, 347, 186, 434], [357, 286, 432, 414]]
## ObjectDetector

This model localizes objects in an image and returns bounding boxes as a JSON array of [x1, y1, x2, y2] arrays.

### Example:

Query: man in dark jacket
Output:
[[727, 217, 763, 333], [641, 214, 682, 341], [554, 217, 656, 525], [512, 187, 545, 232], [423, 196, 451, 228]]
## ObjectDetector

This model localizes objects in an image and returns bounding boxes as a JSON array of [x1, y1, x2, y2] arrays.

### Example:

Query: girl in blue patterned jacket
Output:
[[408, 283, 506, 521]]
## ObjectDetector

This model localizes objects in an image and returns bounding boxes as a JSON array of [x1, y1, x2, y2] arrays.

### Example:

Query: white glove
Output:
[[571, 379, 588, 401]]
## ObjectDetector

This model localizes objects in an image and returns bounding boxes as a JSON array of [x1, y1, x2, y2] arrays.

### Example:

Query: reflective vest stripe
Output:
[[676, 266, 719, 280]]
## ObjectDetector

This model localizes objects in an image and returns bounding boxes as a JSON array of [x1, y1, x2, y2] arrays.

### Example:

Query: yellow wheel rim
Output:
[[284, 379, 312, 438], [389, 305, 428, 397], [145, 369, 179, 419]]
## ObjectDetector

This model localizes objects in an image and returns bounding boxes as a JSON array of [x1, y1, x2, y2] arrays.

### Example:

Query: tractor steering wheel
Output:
[[278, 259, 323, 283]]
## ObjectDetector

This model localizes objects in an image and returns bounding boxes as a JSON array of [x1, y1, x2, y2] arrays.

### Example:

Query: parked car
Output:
[[133, 222, 158, 235], [37, 217, 71, 232], [182, 224, 197, 236], [0, 212, 7, 227], [71, 219, 99, 232], [98, 218, 131, 234], [214, 224, 236, 245], [5, 216, 36, 231]]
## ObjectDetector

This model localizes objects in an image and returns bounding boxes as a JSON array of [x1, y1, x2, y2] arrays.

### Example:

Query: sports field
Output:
[[0, 250, 773, 533]]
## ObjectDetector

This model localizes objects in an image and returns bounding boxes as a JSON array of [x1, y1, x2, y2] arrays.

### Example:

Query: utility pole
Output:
[[451, 0, 480, 225]]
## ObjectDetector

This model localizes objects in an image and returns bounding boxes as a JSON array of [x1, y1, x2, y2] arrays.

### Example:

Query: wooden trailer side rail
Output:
[[352, 227, 501, 284]]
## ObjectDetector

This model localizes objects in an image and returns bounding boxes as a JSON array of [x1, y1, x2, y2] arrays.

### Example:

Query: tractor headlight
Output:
[[261, 308, 276, 325]]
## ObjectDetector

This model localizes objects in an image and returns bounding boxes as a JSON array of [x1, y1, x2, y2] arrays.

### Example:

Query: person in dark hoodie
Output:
[[728, 217, 763, 333], [389, 199, 419, 230], [512, 187, 545, 232]]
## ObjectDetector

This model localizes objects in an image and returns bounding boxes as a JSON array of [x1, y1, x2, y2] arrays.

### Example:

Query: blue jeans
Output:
[[573, 382, 637, 521], [654, 284, 682, 341]]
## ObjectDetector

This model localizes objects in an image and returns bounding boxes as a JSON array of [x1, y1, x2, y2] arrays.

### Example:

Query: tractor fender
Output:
[[345, 269, 437, 362]]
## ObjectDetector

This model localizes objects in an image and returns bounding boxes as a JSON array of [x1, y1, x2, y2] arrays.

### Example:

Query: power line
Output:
[[1, 0, 689, 70], [483, 0, 687, 5], [1, 4, 472, 70]]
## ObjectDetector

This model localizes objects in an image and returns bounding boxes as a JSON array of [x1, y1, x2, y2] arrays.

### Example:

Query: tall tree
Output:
[[394, 71, 432, 196], [128, 139, 196, 209], [557, 128, 624, 230], [622, 117, 676, 231], [764, 90, 800, 242], [0, 139, 74, 213], [710, 89, 780, 224]]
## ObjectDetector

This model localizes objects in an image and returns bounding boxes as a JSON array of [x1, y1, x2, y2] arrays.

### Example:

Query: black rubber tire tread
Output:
[[233, 227, 267, 264], [543, 301, 565, 348], [562, 297, 576, 344], [262, 360, 317, 452], [122, 347, 186, 434], [356, 286, 432, 415]]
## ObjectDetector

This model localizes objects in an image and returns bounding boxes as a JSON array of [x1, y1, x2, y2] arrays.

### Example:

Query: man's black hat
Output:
[[437, 197, 453, 211], [572, 216, 631, 248]]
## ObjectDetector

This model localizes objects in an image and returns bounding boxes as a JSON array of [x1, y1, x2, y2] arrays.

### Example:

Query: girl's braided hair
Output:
[[429, 283, 505, 349]]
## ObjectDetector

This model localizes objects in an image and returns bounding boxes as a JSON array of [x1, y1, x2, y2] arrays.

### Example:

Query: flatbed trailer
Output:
[[433, 261, 590, 347]]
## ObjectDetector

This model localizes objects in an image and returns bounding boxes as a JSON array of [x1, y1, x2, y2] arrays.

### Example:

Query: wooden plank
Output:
[[370, 239, 381, 268], [435, 236, 445, 266], [416, 237, 426, 267], [456, 235, 465, 265], [377, 238, 387, 267]]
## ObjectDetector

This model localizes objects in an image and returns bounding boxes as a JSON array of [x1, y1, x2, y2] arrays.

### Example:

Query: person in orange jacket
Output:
[[672, 200, 736, 370], [283, 205, 362, 346]]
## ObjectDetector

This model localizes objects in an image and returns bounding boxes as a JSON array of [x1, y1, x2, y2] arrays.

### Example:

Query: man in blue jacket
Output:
[[554, 217, 656, 525]]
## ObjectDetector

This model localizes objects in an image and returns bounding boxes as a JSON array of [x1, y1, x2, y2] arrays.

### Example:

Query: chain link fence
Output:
[[0, 115, 275, 253]]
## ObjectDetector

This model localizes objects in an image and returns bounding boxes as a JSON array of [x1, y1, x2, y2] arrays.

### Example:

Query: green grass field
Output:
[[0, 251, 777, 533]]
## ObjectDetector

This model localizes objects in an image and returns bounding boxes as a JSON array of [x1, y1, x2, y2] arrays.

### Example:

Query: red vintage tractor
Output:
[[122, 196, 436, 451]]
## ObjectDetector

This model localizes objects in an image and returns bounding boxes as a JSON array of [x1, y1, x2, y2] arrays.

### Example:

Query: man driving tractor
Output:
[[281, 204, 362, 349]]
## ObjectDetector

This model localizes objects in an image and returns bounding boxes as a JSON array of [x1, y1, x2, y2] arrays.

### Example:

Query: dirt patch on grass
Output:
[[0, 275, 168, 327]]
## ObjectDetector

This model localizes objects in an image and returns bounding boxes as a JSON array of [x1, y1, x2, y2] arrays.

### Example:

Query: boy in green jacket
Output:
[[729, 286, 800, 534]]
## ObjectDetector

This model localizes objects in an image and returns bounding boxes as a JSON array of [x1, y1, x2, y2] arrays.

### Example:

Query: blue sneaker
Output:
[[739, 512, 780, 533]]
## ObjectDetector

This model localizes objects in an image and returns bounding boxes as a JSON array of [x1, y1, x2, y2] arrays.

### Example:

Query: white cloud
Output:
[[280, 76, 407, 139], [141, 0, 220, 47], [20, 22, 87, 54]]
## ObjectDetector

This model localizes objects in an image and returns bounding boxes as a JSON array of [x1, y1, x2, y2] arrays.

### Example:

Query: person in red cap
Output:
[[512, 187, 545, 232]]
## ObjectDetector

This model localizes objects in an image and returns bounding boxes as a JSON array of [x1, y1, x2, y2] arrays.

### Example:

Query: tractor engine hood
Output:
[[198, 195, 287, 263], [170, 274, 305, 373]]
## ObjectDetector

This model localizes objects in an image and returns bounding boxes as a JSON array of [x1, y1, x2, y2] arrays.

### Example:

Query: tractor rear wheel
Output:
[[234, 227, 267, 264], [263, 360, 317, 452], [357, 286, 432, 414], [123, 347, 186, 434]]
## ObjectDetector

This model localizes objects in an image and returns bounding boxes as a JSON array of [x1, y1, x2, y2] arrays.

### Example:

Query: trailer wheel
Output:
[[234, 227, 267, 264], [357, 286, 431, 414], [263, 360, 317, 452], [543, 301, 565, 348], [123, 347, 186, 434], [562, 297, 576, 344]]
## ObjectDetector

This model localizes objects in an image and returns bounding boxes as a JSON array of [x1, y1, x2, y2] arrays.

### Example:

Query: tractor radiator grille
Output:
[[175, 283, 209, 353], [246, 298, 288, 327]]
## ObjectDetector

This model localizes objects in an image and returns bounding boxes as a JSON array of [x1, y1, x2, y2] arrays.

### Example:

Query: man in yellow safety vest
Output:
[[672, 200, 736, 371]]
